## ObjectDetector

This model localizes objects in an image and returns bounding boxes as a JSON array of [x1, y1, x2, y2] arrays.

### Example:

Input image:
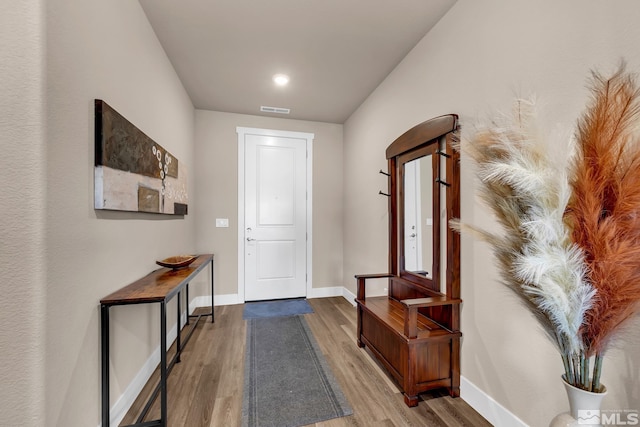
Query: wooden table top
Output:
[[100, 254, 213, 306]]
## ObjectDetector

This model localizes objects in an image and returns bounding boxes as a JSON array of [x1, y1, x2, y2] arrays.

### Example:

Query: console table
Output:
[[100, 253, 214, 427]]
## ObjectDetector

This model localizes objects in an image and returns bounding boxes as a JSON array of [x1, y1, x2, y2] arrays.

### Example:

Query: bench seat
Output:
[[355, 275, 461, 407], [358, 296, 453, 340]]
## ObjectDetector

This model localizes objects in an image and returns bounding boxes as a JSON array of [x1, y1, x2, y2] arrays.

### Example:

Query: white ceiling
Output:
[[139, 0, 457, 124]]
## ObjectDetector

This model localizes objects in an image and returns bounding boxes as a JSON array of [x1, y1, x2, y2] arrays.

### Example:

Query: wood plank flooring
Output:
[[121, 297, 491, 426]]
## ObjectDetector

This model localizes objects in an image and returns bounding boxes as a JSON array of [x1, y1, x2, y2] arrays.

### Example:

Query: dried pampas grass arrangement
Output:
[[459, 65, 640, 393]]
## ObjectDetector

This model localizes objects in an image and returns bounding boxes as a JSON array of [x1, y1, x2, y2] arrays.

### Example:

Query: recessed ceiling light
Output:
[[273, 74, 290, 86]]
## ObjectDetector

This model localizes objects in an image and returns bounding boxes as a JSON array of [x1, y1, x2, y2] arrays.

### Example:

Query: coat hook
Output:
[[435, 178, 451, 187], [379, 190, 391, 197], [436, 149, 451, 158], [379, 169, 390, 177]]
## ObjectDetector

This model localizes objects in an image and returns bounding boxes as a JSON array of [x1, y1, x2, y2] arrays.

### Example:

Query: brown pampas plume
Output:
[[565, 64, 640, 390]]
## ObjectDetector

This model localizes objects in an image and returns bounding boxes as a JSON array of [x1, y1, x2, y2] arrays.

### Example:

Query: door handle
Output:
[[247, 237, 256, 241]]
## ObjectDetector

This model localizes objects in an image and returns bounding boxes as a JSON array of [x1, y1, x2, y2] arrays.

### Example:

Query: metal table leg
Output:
[[101, 304, 110, 427], [160, 302, 167, 426], [176, 292, 181, 363], [211, 257, 215, 323], [185, 284, 190, 326]]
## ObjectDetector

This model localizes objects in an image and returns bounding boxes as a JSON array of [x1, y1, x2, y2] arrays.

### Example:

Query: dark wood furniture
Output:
[[355, 115, 461, 407], [101, 253, 214, 427]]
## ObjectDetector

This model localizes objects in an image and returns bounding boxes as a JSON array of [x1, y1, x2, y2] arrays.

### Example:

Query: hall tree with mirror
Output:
[[355, 114, 461, 407]]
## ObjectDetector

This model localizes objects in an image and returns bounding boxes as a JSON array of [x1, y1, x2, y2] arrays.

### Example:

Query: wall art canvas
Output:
[[94, 99, 188, 215]]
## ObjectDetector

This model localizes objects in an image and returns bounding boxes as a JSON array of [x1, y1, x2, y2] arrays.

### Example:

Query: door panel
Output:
[[257, 146, 295, 225], [244, 134, 307, 301], [256, 240, 295, 279]]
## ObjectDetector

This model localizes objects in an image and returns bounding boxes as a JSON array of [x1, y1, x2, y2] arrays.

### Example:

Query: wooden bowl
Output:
[[156, 255, 197, 269]]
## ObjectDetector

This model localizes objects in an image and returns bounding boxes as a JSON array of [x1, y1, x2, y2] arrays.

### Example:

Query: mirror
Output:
[[385, 114, 458, 294], [403, 155, 434, 278], [398, 141, 441, 288]]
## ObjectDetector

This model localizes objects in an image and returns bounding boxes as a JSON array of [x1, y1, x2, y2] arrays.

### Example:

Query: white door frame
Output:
[[237, 127, 313, 303]]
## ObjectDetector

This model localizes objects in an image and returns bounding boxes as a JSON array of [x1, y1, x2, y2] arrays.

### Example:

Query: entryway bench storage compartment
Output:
[[355, 115, 462, 407]]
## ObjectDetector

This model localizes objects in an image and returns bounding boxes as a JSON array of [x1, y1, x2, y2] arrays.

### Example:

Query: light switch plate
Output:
[[215, 218, 229, 228]]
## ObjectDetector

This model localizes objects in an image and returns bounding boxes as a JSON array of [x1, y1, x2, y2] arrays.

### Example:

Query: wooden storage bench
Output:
[[356, 275, 461, 407], [354, 115, 462, 407]]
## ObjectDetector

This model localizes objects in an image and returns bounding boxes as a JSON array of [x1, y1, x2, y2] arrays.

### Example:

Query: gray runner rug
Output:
[[242, 315, 353, 427], [243, 298, 313, 320]]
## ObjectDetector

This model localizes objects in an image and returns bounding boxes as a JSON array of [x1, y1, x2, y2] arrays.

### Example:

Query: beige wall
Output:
[[45, 1, 195, 426], [0, 2, 46, 426], [194, 110, 344, 298], [343, 1, 640, 426]]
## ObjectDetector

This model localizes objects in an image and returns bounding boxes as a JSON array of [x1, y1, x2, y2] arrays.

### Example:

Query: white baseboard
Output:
[[190, 293, 241, 310], [342, 287, 357, 305], [307, 286, 344, 299], [460, 376, 529, 427], [190, 295, 207, 313], [341, 285, 387, 306]]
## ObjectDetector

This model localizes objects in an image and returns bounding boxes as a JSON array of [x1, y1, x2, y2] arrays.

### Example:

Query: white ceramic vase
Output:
[[549, 377, 608, 427]]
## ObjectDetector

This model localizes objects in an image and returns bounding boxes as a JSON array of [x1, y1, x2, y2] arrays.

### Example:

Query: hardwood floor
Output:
[[121, 297, 491, 427]]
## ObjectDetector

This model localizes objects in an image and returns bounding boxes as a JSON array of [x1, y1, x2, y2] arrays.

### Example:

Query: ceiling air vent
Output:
[[260, 106, 290, 114]]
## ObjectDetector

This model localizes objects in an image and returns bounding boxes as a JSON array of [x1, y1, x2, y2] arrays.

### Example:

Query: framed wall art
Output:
[[94, 99, 188, 215]]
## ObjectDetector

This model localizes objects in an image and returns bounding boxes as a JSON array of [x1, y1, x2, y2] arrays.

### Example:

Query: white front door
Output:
[[238, 128, 312, 301]]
